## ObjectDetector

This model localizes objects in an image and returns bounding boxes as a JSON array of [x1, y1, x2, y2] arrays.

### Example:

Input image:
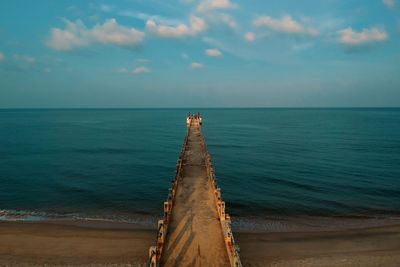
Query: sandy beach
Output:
[[236, 224, 400, 266], [1, 221, 399, 266], [0, 221, 155, 266]]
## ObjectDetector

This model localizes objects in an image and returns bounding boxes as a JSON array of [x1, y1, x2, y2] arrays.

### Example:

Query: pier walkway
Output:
[[148, 115, 242, 267]]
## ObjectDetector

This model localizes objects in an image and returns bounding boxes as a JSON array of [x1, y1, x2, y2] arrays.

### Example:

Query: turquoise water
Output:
[[1, 108, 399, 230]]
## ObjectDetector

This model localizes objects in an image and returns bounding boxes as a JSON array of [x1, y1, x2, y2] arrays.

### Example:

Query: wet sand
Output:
[[1, 221, 400, 266]]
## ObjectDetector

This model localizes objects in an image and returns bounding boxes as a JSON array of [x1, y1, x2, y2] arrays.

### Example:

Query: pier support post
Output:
[[163, 202, 169, 225], [221, 201, 225, 219], [149, 246, 157, 267]]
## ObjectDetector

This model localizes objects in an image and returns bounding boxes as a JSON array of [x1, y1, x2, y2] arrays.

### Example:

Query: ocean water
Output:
[[1, 108, 399, 231]]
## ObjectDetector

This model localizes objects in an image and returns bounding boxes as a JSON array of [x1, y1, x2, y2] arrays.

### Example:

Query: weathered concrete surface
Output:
[[160, 123, 230, 267]]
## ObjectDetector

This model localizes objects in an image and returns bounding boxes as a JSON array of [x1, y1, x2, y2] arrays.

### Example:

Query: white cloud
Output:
[[137, 58, 150, 63], [190, 16, 207, 33], [205, 48, 222, 56], [0, 52, 5, 61], [191, 62, 204, 69], [117, 67, 151, 74], [199, 12, 237, 31], [337, 27, 388, 46], [146, 20, 190, 38], [47, 19, 145, 51], [202, 36, 234, 57], [197, 0, 237, 12], [92, 19, 145, 46], [182, 53, 189, 59], [244, 32, 255, 42], [253, 15, 318, 36], [382, 0, 395, 8], [14, 54, 36, 63], [44, 68, 52, 73], [133, 66, 151, 74], [146, 16, 206, 38], [47, 20, 89, 50]]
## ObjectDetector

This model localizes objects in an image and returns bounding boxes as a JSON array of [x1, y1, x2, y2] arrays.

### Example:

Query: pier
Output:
[[148, 114, 242, 267]]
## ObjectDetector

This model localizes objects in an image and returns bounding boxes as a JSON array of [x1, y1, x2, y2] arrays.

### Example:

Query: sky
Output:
[[0, 0, 399, 108]]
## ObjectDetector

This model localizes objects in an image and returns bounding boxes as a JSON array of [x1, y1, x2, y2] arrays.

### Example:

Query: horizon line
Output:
[[1, 106, 400, 110]]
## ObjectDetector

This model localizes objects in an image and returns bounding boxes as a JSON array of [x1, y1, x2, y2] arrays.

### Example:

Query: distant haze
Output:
[[0, 0, 399, 108]]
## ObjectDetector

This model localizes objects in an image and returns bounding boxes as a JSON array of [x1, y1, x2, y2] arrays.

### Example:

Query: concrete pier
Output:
[[160, 119, 229, 266], [148, 115, 242, 267]]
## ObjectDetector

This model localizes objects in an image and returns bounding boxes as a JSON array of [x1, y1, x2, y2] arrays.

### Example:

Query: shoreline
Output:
[[1, 220, 400, 266], [3, 208, 400, 233]]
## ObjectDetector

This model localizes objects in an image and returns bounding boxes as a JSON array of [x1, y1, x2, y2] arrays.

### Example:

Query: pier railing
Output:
[[198, 124, 243, 267], [148, 120, 192, 267]]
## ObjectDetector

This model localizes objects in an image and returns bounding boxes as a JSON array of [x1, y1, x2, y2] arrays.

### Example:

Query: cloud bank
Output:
[[0, 52, 5, 61], [337, 27, 388, 46], [253, 15, 318, 36], [146, 16, 207, 38], [47, 19, 145, 51]]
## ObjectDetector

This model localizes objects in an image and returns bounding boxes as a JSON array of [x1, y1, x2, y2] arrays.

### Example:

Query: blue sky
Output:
[[0, 0, 399, 108]]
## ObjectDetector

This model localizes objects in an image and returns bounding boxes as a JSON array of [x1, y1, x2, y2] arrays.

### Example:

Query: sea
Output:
[[1, 108, 399, 232]]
